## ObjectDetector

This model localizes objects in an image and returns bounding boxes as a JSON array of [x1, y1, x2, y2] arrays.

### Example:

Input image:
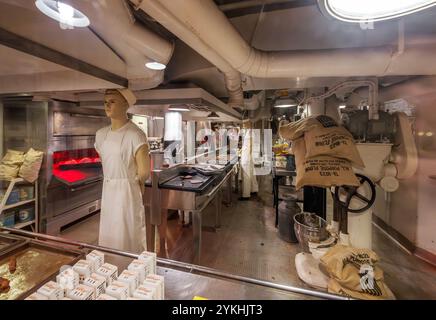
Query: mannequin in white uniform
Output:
[[240, 120, 259, 199], [95, 89, 150, 253]]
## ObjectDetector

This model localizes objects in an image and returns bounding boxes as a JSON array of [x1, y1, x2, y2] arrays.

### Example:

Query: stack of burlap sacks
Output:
[[0, 148, 44, 183], [279, 116, 395, 299], [279, 115, 364, 190]]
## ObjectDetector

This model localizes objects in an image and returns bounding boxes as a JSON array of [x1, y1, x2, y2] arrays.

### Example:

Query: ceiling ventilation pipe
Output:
[[129, 0, 244, 108], [133, 0, 436, 78], [70, 0, 174, 89]]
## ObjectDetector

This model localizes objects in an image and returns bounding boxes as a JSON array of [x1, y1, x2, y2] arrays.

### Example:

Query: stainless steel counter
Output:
[[1, 228, 348, 300], [144, 161, 238, 264]]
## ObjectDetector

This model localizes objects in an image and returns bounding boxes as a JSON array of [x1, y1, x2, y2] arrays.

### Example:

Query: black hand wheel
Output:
[[333, 174, 376, 213]]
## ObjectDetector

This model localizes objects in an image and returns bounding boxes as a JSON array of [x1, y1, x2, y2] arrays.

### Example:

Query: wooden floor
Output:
[[61, 175, 436, 299]]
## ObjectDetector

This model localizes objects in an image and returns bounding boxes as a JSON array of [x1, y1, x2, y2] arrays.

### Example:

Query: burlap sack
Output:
[[0, 164, 19, 181], [328, 278, 396, 300], [304, 126, 365, 167], [293, 138, 360, 190], [1, 150, 24, 166], [18, 148, 44, 183], [0, 150, 24, 180], [320, 245, 395, 299], [279, 115, 337, 140]]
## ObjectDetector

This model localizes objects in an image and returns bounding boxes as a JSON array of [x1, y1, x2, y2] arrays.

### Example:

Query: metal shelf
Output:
[[3, 199, 35, 211], [0, 178, 38, 233], [14, 220, 35, 229]]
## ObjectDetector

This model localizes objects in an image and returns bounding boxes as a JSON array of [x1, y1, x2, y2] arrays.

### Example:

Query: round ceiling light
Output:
[[35, 0, 90, 28], [145, 61, 167, 71], [319, 0, 436, 23]]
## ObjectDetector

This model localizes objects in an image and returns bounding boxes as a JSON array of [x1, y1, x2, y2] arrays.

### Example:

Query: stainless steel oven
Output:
[[2, 99, 109, 235]]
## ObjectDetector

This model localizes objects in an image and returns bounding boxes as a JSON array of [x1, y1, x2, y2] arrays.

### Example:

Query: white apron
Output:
[[241, 128, 259, 198], [97, 122, 147, 253]]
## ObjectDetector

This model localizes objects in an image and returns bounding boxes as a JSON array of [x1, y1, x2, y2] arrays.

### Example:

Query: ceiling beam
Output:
[[218, 0, 317, 18], [0, 27, 128, 87]]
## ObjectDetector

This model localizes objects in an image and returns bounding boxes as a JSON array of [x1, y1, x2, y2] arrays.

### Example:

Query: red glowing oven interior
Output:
[[52, 149, 102, 184]]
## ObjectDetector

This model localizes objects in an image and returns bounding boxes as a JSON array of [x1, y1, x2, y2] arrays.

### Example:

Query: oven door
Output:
[[47, 177, 102, 218]]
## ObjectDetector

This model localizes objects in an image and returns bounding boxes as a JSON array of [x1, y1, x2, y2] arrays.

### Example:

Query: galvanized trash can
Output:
[[278, 194, 300, 243]]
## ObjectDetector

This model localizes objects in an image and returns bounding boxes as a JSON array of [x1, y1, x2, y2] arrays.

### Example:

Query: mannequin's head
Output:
[[104, 89, 129, 120]]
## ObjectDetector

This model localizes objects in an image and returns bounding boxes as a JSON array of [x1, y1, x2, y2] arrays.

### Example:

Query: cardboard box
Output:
[[127, 260, 149, 283]]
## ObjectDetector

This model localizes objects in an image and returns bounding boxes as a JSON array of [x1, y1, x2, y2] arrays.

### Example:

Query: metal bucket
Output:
[[293, 213, 329, 253]]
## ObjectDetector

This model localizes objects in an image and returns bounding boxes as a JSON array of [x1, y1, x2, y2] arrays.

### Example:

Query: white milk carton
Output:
[[117, 270, 139, 296], [96, 294, 118, 300], [86, 250, 105, 272], [25, 293, 49, 300], [145, 274, 165, 300], [95, 263, 118, 286], [127, 260, 149, 283], [105, 281, 129, 300], [73, 260, 93, 283], [138, 251, 157, 274], [37, 281, 64, 300], [83, 273, 106, 298], [56, 268, 80, 296], [133, 285, 156, 300], [66, 284, 95, 300]]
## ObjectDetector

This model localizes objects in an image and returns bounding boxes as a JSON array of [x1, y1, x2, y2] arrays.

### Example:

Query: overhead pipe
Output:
[[136, 0, 436, 78], [306, 80, 379, 119], [130, 0, 244, 108], [70, 0, 174, 89]]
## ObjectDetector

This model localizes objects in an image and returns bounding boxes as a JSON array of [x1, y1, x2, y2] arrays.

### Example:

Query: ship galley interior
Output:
[[0, 0, 435, 300]]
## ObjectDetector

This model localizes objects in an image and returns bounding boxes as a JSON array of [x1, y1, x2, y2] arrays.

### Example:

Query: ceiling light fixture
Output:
[[168, 106, 190, 112], [274, 98, 297, 108], [145, 61, 167, 71], [35, 0, 90, 28], [319, 0, 436, 23]]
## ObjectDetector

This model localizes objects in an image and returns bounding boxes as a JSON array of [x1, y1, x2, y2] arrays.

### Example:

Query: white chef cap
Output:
[[107, 88, 137, 106]]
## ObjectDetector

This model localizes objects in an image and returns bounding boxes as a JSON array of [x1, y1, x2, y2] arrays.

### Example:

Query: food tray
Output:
[[0, 240, 84, 300]]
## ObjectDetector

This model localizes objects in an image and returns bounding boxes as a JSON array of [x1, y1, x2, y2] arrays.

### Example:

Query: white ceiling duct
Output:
[[243, 90, 265, 111], [67, 0, 174, 89], [130, 0, 244, 107], [133, 0, 436, 78]]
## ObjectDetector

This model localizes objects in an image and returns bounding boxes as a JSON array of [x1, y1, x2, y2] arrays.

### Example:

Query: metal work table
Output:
[[0, 228, 348, 300], [144, 159, 238, 264]]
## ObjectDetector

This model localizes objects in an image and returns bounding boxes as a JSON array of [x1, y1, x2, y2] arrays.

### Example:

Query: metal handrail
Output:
[[0, 227, 350, 300]]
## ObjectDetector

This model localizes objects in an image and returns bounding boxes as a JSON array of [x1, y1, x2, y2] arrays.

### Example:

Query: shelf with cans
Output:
[[0, 178, 38, 232]]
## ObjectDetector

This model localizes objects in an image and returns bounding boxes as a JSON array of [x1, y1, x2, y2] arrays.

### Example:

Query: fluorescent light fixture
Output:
[[319, 0, 436, 23], [169, 106, 190, 112], [339, 105, 346, 109], [145, 61, 167, 71], [35, 0, 90, 27], [274, 98, 297, 108]]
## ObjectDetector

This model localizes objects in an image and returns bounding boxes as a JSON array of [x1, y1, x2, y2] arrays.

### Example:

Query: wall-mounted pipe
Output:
[[136, 0, 436, 78]]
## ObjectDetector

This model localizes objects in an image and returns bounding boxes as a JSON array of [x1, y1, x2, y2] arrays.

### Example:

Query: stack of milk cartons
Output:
[[25, 250, 165, 300]]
